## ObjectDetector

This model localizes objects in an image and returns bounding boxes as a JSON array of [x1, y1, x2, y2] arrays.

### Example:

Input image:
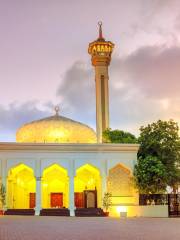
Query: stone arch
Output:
[[7, 163, 36, 209], [8, 163, 34, 174], [42, 163, 69, 208], [75, 164, 101, 208], [42, 163, 68, 175], [107, 164, 133, 196], [7, 161, 35, 175], [41, 160, 69, 176], [75, 162, 101, 173], [76, 163, 100, 175]]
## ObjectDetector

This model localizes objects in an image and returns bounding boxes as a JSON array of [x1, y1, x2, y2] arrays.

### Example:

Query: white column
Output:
[[35, 176, 41, 215], [101, 160, 107, 208], [101, 173, 107, 199], [68, 160, 75, 216], [69, 175, 75, 216], [35, 159, 41, 215]]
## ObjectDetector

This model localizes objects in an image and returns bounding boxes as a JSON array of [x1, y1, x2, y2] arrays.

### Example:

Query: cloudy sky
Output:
[[0, 0, 180, 141]]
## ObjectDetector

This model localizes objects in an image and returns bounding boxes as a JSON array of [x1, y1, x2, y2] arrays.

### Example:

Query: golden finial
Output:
[[98, 21, 103, 39], [54, 106, 60, 116]]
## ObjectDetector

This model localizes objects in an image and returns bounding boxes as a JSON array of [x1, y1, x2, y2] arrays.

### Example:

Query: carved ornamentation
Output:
[[107, 164, 133, 196]]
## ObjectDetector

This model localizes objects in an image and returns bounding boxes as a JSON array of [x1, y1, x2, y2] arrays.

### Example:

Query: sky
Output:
[[0, 0, 180, 141]]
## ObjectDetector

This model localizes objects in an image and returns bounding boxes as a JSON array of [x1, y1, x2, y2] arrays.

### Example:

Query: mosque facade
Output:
[[0, 24, 168, 217]]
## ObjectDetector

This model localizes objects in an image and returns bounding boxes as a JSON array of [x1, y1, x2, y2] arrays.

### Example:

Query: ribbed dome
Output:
[[16, 114, 97, 144]]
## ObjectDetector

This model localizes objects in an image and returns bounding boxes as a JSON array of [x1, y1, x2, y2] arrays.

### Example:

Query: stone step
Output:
[[40, 208, 70, 216], [4, 209, 35, 216], [75, 208, 106, 217]]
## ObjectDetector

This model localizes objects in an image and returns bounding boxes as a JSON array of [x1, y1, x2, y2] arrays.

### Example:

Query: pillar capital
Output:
[[36, 176, 42, 181]]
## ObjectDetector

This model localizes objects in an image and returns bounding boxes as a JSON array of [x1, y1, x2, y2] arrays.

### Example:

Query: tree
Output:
[[103, 192, 112, 212], [103, 128, 137, 143], [134, 156, 167, 193], [136, 119, 180, 193]]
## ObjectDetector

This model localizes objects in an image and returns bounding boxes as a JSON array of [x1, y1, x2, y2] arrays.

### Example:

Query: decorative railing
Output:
[[139, 194, 180, 217], [139, 194, 168, 205]]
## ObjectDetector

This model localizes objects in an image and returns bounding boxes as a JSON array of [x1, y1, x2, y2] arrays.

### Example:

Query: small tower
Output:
[[88, 22, 114, 143]]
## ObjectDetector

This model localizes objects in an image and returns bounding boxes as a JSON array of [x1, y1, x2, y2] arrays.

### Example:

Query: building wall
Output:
[[0, 143, 139, 213], [110, 205, 169, 218], [0, 143, 138, 177]]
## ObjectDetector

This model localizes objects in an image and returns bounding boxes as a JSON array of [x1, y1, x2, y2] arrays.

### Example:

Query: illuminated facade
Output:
[[0, 23, 167, 218], [0, 143, 139, 216]]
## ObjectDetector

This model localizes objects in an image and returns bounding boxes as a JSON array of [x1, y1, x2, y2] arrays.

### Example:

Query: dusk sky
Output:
[[0, 0, 180, 141]]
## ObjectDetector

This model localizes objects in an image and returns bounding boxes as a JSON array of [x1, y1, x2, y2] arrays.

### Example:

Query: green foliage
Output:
[[135, 119, 180, 193], [138, 120, 180, 164], [103, 128, 137, 143], [103, 192, 112, 212], [134, 156, 167, 193], [0, 183, 6, 208]]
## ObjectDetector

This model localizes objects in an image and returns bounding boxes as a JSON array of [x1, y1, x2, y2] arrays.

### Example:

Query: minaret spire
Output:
[[98, 21, 104, 40], [88, 23, 114, 143]]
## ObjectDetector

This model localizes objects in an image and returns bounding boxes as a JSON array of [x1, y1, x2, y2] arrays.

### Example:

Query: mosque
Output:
[[0, 23, 167, 217]]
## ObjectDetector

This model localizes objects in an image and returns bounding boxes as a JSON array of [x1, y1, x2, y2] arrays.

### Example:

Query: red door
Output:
[[74, 192, 84, 208], [29, 193, 36, 208], [51, 193, 63, 208]]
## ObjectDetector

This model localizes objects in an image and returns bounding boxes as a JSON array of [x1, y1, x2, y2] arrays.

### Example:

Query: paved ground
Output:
[[0, 216, 180, 240]]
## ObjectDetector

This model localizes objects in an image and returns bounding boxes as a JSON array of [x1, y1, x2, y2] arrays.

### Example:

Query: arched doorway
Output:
[[74, 164, 101, 208], [42, 164, 68, 208], [7, 164, 36, 209]]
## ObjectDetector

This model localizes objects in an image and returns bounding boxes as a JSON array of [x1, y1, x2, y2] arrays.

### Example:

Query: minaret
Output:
[[88, 22, 114, 143]]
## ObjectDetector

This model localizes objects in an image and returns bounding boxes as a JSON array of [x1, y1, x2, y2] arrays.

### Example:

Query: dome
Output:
[[16, 110, 97, 144]]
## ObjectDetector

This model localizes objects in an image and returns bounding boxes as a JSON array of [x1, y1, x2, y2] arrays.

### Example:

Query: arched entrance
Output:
[[74, 164, 101, 208], [42, 164, 68, 208], [7, 164, 36, 209]]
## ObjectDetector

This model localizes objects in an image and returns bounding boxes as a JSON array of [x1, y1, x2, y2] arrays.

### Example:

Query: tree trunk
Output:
[[172, 185, 177, 194]]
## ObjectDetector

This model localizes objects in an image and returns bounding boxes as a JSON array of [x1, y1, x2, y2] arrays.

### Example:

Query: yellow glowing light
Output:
[[75, 164, 100, 194], [20, 181, 24, 187], [16, 114, 97, 143], [117, 206, 127, 213], [87, 178, 94, 185], [17, 178, 20, 185], [42, 164, 68, 208], [89, 42, 113, 54], [8, 164, 35, 209], [43, 183, 48, 187], [16, 178, 24, 187]]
